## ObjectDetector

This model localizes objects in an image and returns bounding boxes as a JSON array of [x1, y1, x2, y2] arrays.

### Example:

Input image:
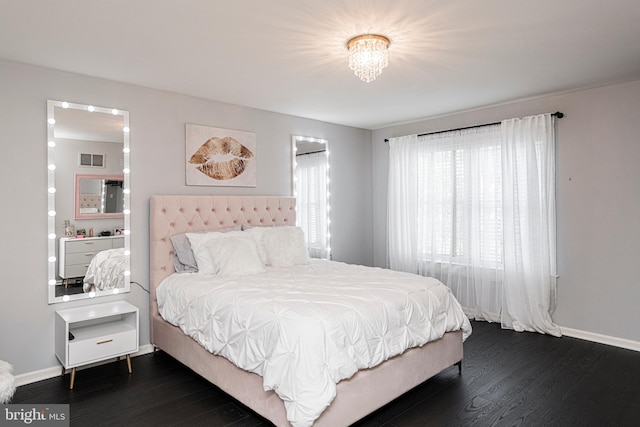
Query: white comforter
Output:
[[83, 248, 124, 292], [156, 260, 471, 427]]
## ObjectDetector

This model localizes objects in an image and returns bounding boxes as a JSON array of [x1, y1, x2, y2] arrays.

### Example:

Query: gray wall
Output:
[[372, 79, 640, 342], [0, 59, 373, 375]]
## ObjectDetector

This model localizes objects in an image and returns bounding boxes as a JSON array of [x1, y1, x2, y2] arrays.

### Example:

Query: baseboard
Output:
[[14, 344, 155, 387], [560, 326, 640, 352]]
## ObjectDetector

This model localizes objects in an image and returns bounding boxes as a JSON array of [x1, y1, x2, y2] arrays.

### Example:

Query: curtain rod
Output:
[[296, 149, 326, 156], [384, 111, 564, 142]]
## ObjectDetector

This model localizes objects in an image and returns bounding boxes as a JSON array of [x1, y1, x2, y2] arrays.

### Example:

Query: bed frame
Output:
[[150, 195, 463, 426]]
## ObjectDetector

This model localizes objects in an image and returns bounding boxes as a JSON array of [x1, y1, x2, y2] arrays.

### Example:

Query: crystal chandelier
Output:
[[347, 34, 390, 83]]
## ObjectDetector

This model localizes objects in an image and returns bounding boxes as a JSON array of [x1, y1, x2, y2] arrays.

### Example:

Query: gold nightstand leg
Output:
[[61, 366, 65, 376], [126, 354, 132, 374], [69, 367, 76, 390]]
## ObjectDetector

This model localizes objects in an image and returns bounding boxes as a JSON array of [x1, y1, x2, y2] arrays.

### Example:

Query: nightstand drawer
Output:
[[66, 252, 99, 265], [68, 323, 137, 366], [65, 239, 112, 253], [64, 264, 91, 278]]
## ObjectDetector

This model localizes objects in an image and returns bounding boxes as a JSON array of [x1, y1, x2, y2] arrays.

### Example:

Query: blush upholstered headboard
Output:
[[149, 195, 296, 320]]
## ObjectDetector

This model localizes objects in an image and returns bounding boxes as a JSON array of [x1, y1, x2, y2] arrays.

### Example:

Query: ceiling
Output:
[[2, 1, 639, 130]]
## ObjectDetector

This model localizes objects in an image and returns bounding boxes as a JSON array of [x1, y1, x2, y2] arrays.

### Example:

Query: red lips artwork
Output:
[[189, 136, 255, 180]]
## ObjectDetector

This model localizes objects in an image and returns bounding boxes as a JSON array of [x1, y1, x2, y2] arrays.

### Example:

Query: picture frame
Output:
[[185, 124, 257, 187]]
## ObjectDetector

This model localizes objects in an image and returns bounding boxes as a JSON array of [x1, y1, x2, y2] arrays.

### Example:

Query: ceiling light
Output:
[[347, 34, 390, 83]]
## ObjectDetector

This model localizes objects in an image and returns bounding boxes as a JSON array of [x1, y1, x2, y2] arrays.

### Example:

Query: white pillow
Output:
[[204, 236, 265, 277], [186, 230, 246, 274], [241, 226, 269, 264], [262, 226, 310, 267]]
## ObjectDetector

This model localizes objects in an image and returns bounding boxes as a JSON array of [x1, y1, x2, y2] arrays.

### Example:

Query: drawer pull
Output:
[[96, 339, 113, 345], [84, 253, 95, 257], [84, 242, 94, 245]]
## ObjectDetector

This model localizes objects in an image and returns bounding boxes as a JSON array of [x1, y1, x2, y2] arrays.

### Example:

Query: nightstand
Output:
[[55, 300, 139, 389]]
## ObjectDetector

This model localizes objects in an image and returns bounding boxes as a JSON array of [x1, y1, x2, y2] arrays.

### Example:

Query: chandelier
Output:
[[347, 34, 390, 83]]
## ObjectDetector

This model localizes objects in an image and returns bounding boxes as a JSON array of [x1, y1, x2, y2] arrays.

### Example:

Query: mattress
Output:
[[157, 259, 471, 427]]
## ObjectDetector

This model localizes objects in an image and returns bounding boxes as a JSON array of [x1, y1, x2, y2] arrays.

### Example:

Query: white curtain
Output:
[[388, 113, 560, 336], [501, 114, 559, 335], [296, 152, 329, 258]]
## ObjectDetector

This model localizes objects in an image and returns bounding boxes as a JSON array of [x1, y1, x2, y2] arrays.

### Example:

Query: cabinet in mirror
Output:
[[47, 100, 131, 304]]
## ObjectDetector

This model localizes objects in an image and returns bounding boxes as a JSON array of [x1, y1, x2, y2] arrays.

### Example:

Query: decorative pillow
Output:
[[204, 236, 265, 277], [186, 229, 245, 275], [241, 226, 270, 265], [262, 226, 310, 267], [170, 226, 241, 273]]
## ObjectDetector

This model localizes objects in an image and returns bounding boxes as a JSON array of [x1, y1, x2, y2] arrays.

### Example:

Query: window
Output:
[[388, 113, 560, 335], [412, 124, 503, 270]]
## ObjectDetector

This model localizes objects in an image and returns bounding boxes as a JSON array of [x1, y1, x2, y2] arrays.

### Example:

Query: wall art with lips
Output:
[[185, 124, 257, 187]]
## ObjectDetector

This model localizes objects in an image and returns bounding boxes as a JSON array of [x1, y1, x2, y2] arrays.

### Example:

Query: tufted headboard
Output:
[[149, 195, 296, 317], [79, 194, 101, 210]]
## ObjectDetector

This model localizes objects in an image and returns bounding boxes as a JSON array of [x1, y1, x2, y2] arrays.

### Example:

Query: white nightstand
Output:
[[55, 300, 139, 389]]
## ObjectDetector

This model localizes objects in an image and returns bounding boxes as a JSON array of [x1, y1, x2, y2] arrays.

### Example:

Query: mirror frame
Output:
[[291, 135, 331, 259], [47, 100, 131, 303], [74, 173, 125, 220]]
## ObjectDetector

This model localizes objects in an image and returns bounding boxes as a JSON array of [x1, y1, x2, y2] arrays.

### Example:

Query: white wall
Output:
[[0, 59, 373, 375], [372, 79, 640, 343]]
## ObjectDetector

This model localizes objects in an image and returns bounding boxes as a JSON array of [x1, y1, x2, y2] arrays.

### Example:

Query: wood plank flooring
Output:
[[11, 321, 640, 426]]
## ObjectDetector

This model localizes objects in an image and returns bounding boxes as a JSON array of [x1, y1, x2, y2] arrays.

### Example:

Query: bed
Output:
[[83, 248, 125, 292], [150, 195, 471, 427]]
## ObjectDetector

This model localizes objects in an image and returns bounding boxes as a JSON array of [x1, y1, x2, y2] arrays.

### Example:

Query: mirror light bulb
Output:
[[124, 271, 131, 276], [48, 279, 56, 286], [61, 102, 69, 108], [123, 188, 130, 194], [48, 187, 56, 193], [62, 295, 70, 302], [124, 250, 131, 256], [123, 147, 130, 154], [47, 118, 55, 125], [48, 140, 56, 148], [48, 164, 56, 171], [123, 229, 131, 235], [88, 106, 95, 112], [123, 209, 131, 215], [111, 109, 118, 115], [48, 233, 56, 240], [123, 168, 130, 174], [112, 289, 119, 294], [89, 292, 96, 298], [48, 210, 56, 217], [48, 256, 56, 263], [123, 126, 130, 133]]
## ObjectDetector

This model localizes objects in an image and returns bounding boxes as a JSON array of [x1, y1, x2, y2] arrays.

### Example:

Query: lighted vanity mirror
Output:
[[47, 100, 131, 304], [292, 135, 331, 259]]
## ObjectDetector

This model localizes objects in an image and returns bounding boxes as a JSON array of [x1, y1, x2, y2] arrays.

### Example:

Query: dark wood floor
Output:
[[12, 321, 640, 426]]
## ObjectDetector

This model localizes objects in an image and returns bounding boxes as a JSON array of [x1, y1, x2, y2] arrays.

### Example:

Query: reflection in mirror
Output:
[[292, 135, 330, 259], [47, 100, 131, 304], [75, 174, 124, 219]]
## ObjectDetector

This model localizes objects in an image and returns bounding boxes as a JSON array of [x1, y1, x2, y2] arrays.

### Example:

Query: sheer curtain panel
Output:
[[501, 114, 560, 335], [295, 152, 328, 258], [387, 113, 560, 336]]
